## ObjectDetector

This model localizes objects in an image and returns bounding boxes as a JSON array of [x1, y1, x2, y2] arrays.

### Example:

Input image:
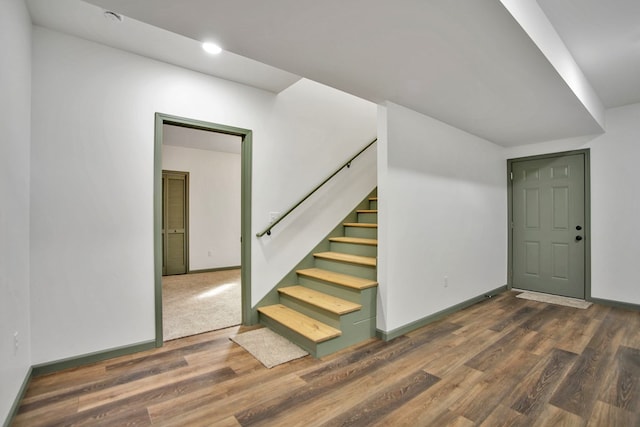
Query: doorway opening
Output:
[[507, 149, 591, 300], [154, 113, 253, 347]]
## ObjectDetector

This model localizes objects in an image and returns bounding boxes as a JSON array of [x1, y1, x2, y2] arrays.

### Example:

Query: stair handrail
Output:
[[256, 138, 377, 237]]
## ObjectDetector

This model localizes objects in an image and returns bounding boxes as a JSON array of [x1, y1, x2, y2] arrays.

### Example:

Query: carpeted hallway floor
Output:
[[162, 269, 241, 341]]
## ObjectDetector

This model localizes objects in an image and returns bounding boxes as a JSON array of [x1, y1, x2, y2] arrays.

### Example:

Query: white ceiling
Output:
[[26, 0, 300, 93], [31, 0, 639, 146], [163, 125, 241, 154]]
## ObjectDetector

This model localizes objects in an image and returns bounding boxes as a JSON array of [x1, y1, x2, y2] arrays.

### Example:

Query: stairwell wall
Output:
[[377, 102, 507, 333], [29, 26, 377, 365]]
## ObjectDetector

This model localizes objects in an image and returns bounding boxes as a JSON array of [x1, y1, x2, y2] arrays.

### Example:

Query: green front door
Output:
[[512, 154, 585, 298]]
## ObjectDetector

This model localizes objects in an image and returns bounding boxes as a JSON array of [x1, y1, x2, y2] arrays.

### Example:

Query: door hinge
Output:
[[511, 221, 514, 229]]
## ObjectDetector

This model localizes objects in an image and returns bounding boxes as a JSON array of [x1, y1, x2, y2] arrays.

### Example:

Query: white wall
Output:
[[378, 103, 507, 333], [0, 0, 32, 421], [162, 144, 241, 271], [30, 26, 377, 364], [504, 102, 640, 305]]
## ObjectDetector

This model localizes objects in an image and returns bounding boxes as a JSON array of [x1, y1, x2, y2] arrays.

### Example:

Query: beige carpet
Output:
[[230, 328, 309, 368], [515, 290, 592, 309], [163, 269, 241, 341]]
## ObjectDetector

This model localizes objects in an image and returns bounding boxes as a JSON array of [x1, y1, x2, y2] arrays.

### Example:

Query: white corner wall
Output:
[[378, 103, 507, 333], [499, 0, 605, 129], [0, 0, 32, 421], [30, 26, 377, 364], [504, 102, 640, 306], [162, 144, 241, 271]]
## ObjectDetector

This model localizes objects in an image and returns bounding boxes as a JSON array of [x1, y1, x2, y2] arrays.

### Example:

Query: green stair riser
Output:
[[261, 313, 377, 359], [259, 314, 319, 357], [314, 258, 377, 280], [279, 293, 372, 328], [278, 294, 340, 328], [295, 279, 377, 319], [297, 276, 362, 302], [357, 212, 378, 223], [369, 200, 377, 210], [344, 226, 377, 239], [314, 317, 377, 358], [329, 241, 378, 257]]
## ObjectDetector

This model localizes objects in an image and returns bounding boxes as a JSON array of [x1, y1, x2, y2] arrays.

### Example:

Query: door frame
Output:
[[507, 149, 591, 300], [154, 113, 254, 347]]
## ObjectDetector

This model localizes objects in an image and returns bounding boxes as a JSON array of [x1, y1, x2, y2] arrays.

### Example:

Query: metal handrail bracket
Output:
[[256, 138, 377, 237]]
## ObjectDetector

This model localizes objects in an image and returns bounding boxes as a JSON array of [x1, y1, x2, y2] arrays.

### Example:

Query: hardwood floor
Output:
[[12, 291, 640, 426]]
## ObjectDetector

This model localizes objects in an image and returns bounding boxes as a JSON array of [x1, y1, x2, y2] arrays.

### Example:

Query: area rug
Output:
[[163, 269, 241, 341], [515, 290, 592, 309], [230, 328, 309, 368]]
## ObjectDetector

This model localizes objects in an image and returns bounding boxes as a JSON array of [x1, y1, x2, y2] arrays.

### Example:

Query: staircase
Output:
[[258, 195, 378, 358]]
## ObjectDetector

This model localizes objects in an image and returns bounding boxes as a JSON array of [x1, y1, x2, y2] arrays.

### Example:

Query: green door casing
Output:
[[512, 154, 585, 298], [162, 171, 188, 275]]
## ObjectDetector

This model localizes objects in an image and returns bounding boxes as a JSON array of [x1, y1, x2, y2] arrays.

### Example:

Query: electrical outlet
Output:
[[444, 276, 449, 288], [13, 331, 19, 354]]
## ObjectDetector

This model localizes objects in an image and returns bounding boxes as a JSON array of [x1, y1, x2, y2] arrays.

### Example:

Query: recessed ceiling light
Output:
[[202, 42, 223, 55], [103, 10, 123, 23]]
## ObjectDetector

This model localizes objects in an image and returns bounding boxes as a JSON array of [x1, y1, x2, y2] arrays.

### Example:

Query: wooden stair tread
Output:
[[297, 268, 378, 290], [357, 209, 378, 213], [343, 222, 377, 228], [369, 197, 378, 201], [278, 286, 361, 315], [258, 304, 341, 343], [329, 236, 378, 246], [314, 251, 376, 267]]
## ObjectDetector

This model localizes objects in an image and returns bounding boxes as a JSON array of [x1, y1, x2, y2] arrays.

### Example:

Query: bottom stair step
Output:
[[258, 304, 341, 343]]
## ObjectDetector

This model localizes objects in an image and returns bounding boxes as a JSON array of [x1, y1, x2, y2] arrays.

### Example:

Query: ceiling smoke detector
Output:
[[103, 10, 123, 23]]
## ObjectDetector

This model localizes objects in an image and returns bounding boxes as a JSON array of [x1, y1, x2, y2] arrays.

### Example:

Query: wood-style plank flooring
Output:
[[12, 291, 640, 426]]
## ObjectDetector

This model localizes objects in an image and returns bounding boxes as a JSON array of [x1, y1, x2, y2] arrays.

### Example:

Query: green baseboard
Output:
[[31, 340, 156, 377], [3, 367, 32, 427], [6, 339, 158, 425], [188, 265, 241, 274], [589, 296, 640, 312], [377, 285, 508, 341]]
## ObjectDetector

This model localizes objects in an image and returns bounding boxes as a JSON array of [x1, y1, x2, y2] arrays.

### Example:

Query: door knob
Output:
[[576, 235, 583, 241], [576, 225, 582, 231]]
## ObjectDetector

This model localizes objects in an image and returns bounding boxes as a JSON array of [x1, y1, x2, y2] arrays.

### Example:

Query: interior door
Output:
[[163, 171, 188, 275], [512, 154, 585, 298]]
